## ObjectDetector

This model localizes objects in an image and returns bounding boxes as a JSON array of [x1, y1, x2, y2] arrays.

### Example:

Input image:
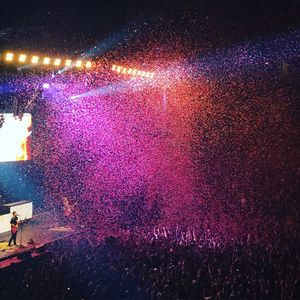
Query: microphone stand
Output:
[[18, 216, 25, 249]]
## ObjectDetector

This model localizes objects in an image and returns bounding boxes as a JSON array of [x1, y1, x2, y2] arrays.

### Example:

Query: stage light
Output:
[[43, 57, 50, 65], [75, 60, 82, 68], [54, 58, 61, 66], [42, 83, 50, 89], [5, 53, 14, 61], [19, 54, 27, 63], [65, 59, 72, 67], [3, 50, 93, 71], [111, 63, 154, 79], [31, 56, 39, 64]]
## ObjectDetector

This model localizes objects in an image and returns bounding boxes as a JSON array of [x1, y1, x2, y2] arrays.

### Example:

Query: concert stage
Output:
[[0, 212, 79, 268]]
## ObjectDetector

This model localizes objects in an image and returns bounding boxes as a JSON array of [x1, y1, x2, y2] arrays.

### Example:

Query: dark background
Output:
[[1, 0, 300, 55]]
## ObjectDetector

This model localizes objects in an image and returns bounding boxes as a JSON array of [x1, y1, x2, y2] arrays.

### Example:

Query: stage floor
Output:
[[0, 212, 78, 268]]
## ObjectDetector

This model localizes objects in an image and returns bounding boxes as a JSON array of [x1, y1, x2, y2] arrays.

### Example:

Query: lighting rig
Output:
[[111, 64, 155, 78], [0, 50, 156, 122], [0, 51, 155, 79], [1, 51, 92, 69]]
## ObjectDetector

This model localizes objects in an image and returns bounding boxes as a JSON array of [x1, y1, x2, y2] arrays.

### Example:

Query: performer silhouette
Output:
[[8, 211, 19, 247]]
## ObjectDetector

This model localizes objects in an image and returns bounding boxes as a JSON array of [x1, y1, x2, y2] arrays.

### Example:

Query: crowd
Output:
[[0, 222, 299, 300]]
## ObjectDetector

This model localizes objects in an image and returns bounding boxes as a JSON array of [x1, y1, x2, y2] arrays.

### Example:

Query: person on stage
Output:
[[8, 211, 19, 247]]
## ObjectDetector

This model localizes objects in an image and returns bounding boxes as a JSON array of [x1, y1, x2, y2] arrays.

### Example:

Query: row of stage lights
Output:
[[1, 51, 156, 78], [2, 52, 92, 69], [111, 64, 154, 78]]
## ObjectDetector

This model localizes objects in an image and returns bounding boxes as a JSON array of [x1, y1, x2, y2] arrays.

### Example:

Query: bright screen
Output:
[[0, 113, 32, 162]]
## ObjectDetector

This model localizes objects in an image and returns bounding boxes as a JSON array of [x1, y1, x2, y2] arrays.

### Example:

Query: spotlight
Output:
[[112, 64, 116, 71], [19, 54, 27, 63], [150, 72, 154, 78], [31, 56, 39, 64], [132, 69, 137, 75], [127, 68, 132, 74], [116, 66, 122, 73], [42, 83, 50, 89], [137, 70, 142, 76], [75, 60, 82, 68], [54, 58, 61, 66], [5, 53, 14, 61], [65, 59, 72, 67], [85, 61, 92, 68], [122, 67, 127, 74], [43, 57, 50, 65]]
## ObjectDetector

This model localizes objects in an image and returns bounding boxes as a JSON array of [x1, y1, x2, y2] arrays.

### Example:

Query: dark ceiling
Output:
[[1, 0, 300, 57]]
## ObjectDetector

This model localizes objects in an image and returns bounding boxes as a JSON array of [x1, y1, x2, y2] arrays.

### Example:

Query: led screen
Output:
[[0, 113, 32, 162]]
